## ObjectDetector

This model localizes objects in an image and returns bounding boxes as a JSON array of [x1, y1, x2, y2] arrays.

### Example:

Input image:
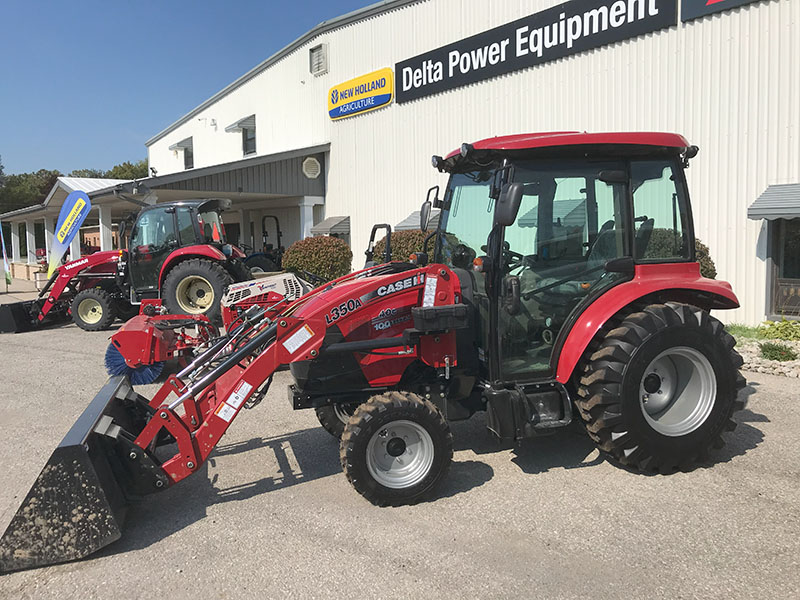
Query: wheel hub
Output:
[[639, 346, 717, 437], [365, 420, 434, 489], [386, 437, 407, 457]]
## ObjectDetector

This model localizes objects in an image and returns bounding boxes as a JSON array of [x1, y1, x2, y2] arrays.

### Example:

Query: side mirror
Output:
[[494, 183, 524, 227], [420, 200, 432, 232]]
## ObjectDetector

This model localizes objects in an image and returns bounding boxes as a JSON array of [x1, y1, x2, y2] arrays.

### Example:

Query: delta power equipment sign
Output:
[[328, 68, 394, 120], [396, 0, 678, 103]]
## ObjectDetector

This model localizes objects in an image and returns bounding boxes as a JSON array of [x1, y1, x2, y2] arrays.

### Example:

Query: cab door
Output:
[[496, 160, 630, 382], [129, 206, 179, 294]]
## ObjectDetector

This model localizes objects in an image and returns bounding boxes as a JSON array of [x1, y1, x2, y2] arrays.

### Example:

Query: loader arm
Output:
[[0, 263, 466, 572]]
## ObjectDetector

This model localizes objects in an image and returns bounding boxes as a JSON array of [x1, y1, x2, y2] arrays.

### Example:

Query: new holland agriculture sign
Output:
[[396, 0, 678, 103], [328, 68, 394, 120]]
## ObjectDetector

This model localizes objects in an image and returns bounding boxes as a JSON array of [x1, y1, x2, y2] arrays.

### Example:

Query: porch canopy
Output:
[[748, 183, 800, 220]]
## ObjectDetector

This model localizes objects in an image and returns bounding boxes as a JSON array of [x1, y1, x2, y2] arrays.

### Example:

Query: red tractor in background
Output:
[[0, 132, 747, 573], [0, 198, 251, 333]]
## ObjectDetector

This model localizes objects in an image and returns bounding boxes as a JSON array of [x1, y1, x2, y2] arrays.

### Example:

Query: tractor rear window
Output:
[[198, 211, 226, 244]]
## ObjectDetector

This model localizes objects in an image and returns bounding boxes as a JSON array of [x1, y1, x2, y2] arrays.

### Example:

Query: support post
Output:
[[44, 215, 55, 261], [299, 196, 324, 240], [240, 209, 251, 250], [99, 205, 113, 251], [70, 231, 82, 260], [11, 222, 21, 263], [25, 220, 36, 264]]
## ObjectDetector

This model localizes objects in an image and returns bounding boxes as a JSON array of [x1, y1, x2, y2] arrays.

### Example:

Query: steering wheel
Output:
[[521, 263, 607, 301]]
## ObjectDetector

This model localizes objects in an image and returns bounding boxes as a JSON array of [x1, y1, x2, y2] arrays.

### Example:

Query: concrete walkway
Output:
[[0, 277, 41, 305]]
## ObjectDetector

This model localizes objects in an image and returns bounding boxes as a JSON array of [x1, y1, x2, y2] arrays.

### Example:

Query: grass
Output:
[[725, 324, 765, 339]]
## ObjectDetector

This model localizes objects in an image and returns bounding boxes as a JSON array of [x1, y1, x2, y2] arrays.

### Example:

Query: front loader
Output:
[[0, 132, 747, 573]]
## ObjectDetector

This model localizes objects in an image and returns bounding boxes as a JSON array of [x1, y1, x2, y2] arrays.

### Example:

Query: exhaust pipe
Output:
[[0, 376, 168, 573]]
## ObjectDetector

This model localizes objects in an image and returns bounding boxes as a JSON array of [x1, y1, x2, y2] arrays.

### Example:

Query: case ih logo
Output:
[[681, 0, 760, 21]]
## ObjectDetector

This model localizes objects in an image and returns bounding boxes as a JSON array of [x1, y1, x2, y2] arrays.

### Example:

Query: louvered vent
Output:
[[309, 44, 328, 76], [302, 157, 322, 179]]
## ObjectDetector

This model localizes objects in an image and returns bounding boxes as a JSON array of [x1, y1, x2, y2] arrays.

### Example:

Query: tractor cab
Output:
[[125, 199, 235, 297], [431, 133, 697, 385]]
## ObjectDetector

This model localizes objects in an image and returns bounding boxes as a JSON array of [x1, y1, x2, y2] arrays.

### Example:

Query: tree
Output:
[[0, 155, 5, 189], [68, 168, 106, 178], [106, 159, 148, 180], [0, 169, 61, 213]]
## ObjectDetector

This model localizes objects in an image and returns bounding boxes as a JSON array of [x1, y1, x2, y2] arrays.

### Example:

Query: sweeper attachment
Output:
[[1, 132, 747, 573]]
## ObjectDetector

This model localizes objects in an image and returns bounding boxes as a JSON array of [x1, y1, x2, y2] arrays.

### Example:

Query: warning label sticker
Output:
[[282, 324, 314, 354], [423, 276, 438, 307], [226, 381, 253, 410], [215, 403, 236, 423]]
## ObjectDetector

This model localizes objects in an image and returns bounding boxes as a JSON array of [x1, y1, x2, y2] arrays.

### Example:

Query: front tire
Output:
[[576, 302, 746, 472], [245, 255, 278, 274], [162, 258, 233, 323], [340, 392, 452, 506], [71, 288, 117, 331]]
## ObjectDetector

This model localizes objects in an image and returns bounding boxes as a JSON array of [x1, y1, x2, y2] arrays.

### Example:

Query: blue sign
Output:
[[48, 190, 92, 277]]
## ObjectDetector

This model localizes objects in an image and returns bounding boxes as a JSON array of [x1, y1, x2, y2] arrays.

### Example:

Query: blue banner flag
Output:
[[48, 190, 92, 277], [0, 221, 11, 285]]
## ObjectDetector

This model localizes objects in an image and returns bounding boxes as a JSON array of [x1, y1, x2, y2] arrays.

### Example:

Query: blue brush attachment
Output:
[[104, 343, 164, 386]]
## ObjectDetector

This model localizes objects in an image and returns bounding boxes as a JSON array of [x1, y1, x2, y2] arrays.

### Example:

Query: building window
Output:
[[772, 219, 800, 317], [243, 127, 256, 155], [184, 142, 194, 170], [309, 44, 328, 76]]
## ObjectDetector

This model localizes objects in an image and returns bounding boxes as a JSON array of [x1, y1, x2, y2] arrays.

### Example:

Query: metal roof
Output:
[[145, 0, 424, 147], [311, 215, 350, 235], [748, 183, 800, 220], [0, 177, 132, 220]]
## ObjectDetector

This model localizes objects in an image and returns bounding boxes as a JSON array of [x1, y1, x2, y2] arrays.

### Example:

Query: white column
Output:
[[299, 196, 324, 240], [25, 220, 36, 264], [11, 223, 21, 263], [99, 205, 113, 251], [43, 216, 55, 261], [240, 209, 251, 250], [70, 231, 81, 260]]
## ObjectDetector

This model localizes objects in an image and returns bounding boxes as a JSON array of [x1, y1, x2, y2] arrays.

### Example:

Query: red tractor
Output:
[[0, 198, 251, 333], [0, 132, 746, 572]]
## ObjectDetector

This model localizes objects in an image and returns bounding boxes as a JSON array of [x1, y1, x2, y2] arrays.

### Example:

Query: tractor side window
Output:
[[631, 160, 690, 261], [176, 208, 196, 245], [198, 211, 226, 244]]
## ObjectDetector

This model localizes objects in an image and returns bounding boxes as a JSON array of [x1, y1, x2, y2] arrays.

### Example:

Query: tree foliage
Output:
[[0, 155, 6, 189], [106, 159, 148, 180]]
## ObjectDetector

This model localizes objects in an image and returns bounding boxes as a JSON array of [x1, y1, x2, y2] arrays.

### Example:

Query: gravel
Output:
[[734, 337, 800, 378]]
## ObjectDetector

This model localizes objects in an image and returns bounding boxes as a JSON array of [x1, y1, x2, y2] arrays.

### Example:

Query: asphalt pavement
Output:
[[0, 312, 797, 599]]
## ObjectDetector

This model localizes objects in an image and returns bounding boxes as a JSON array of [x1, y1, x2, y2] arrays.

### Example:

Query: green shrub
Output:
[[282, 235, 352, 281], [759, 341, 798, 362], [725, 324, 764, 339], [373, 229, 427, 263], [758, 318, 800, 341], [643, 229, 717, 279]]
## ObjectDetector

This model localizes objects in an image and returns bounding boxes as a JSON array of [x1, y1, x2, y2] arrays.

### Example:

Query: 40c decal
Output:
[[325, 298, 363, 324]]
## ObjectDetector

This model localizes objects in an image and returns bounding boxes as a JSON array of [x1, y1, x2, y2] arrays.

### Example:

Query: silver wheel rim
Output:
[[639, 346, 717, 437], [365, 420, 434, 489], [333, 404, 357, 424]]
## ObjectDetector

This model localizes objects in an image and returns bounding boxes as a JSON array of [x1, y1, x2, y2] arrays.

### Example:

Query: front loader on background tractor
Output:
[[0, 198, 251, 334], [0, 132, 746, 573]]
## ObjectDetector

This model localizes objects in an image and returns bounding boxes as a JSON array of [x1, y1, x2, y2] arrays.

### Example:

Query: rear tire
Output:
[[162, 258, 233, 324], [245, 255, 278, 274], [71, 288, 117, 331], [576, 302, 746, 473], [316, 402, 360, 439], [340, 392, 452, 506]]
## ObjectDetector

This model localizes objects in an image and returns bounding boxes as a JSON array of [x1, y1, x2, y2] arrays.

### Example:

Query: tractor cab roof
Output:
[[436, 131, 693, 173], [138, 198, 232, 215]]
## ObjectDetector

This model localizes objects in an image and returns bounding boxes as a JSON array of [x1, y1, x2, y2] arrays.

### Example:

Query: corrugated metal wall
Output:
[[323, 0, 798, 324], [148, 0, 798, 324]]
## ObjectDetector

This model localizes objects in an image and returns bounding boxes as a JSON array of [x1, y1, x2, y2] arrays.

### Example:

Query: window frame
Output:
[[242, 127, 256, 156]]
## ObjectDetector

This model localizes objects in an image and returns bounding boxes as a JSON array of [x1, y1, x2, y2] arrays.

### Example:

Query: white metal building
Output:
[[4, 0, 798, 324]]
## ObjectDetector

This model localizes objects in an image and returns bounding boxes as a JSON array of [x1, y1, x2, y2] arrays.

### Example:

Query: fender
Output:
[[555, 262, 740, 384], [158, 245, 227, 285]]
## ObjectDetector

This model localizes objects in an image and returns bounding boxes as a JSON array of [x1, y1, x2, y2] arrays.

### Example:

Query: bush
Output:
[[282, 236, 352, 281], [758, 319, 800, 341], [643, 229, 717, 279], [759, 341, 798, 362], [373, 229, 427, 263]]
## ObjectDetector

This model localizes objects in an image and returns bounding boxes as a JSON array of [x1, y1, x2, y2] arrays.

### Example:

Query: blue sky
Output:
[[0, 0, 376, 175]]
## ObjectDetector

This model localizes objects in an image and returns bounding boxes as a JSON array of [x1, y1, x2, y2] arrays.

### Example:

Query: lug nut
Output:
[[155, 480, 164, 488], [160, 411, 168, 419], [187, 461, 195, 469], [129, 452, 137, 460]]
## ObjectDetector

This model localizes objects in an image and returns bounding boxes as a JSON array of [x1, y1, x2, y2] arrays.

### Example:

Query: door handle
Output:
[[503, 275, 521, 316]]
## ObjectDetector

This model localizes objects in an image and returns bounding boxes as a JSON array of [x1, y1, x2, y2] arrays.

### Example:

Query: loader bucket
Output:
[[0, 376, 167, 573], [0, 301, 35, 333]]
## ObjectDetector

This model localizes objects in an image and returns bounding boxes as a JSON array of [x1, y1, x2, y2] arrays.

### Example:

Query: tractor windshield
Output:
[[198, 210, 226, 244]]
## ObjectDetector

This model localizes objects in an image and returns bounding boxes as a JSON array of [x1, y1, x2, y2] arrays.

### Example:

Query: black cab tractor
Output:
[[0, 132, 746, 572], [242, 215, 285, 273], [0, 198, 251, 333]]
